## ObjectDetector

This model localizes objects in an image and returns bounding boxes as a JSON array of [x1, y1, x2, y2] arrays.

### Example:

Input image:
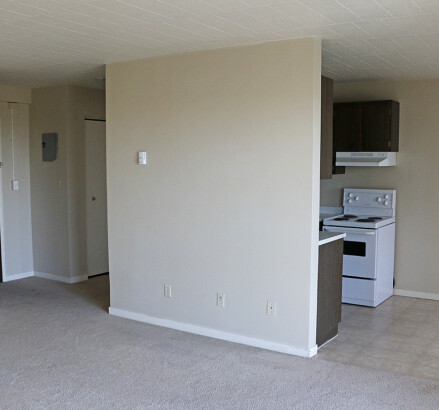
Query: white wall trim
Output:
[[34, 271, 88, 284], [394, 289, 439, 301], [2, 271, 89, 284], [34, 271, 70, 283], [70, 275, 89, 283], [2, 271, 34, 282], [109, 307, 317, 358]]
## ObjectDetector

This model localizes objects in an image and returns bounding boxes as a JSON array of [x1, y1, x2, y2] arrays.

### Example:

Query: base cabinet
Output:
[[317, 239, 343, 347]]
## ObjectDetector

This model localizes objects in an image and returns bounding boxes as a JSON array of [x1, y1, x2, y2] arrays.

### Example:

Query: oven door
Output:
[[323, 226, 378, 279]]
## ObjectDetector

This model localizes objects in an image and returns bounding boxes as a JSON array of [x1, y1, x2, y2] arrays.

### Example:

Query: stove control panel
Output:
[[376, 194, 392, 204], [343, 189, 396, 217], [345, 192, 394, 207]]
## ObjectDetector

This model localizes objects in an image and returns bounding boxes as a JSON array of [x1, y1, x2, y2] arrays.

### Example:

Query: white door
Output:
[[85, 120, 108, 277]]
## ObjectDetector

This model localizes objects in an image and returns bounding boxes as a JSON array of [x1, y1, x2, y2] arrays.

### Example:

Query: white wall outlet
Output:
[[164, 284, 172, 298], [217, 292, 225, 308], [11, 180, 19, 191], [138, 151, 147, 165], [266, 301, 276, 316]]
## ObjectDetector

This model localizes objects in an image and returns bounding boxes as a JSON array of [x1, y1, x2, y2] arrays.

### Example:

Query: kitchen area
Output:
[[316, 76, 439, 381], [316, 76, 399, 345]]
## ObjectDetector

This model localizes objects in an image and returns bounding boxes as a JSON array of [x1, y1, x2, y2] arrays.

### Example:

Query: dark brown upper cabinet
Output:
[[334, 100, 399, 153], [320, 76, 333, 180]]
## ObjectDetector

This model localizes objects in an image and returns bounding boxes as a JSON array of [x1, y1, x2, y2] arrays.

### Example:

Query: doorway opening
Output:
[[84, 118, 108, 279]]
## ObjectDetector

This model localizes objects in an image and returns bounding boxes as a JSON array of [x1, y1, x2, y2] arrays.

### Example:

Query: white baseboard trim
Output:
[[34, 271, 70, 283], [70, 275, 89, 283], [2, 271, 89, 284], [2, 271, 34, 282], [109, 307, 317, 358], [394, 289, 439, 301], [34, 272, 88, 284]]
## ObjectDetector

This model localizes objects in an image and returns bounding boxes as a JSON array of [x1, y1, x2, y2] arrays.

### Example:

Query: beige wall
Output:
[[0, 84, 31, 104], [30, 86, 105, 280], [30, 86, 70, 277], [0, 97, 33, 278], [321, 79, 439, 297], [107, 38, 322, 355]]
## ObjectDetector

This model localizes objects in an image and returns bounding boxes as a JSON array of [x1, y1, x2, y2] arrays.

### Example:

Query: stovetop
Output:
[[323, 188, 396, 229], [323, 214, 395, 229]]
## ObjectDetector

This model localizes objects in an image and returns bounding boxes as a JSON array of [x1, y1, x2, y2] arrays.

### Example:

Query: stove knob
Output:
[[377, 197, 383, 203], [355, 196, 360, 201], [384, 194, 390, 200], [348, 193, 354, 198], [384, 200, 389, 206], [348, 199, 353, 204]]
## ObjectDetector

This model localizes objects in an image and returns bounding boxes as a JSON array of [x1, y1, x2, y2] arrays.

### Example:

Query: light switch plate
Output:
[[138, 151, 147, 165]]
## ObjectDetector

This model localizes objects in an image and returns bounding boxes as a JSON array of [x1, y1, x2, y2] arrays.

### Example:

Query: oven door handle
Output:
[[323, 227, 376, 236]]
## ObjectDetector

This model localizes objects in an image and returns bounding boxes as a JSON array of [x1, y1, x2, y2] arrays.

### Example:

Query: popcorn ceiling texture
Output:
[[0, 0, 439, 86]]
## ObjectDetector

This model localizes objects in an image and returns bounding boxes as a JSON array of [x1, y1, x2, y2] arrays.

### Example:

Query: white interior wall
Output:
[[106, 38, 321, 356], [321, 79, 439, 299], [0, 96, 33, 280]]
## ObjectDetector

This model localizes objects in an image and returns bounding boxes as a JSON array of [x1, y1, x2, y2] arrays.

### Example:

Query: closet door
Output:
[[85, 119, 108, 277]]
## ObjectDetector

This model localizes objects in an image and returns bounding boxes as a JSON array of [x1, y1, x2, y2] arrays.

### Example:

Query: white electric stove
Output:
[[323, 189, 396, 307], [324, 214, 395, 229]]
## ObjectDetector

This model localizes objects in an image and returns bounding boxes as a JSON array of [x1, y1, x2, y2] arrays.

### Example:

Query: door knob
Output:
[[92, 196, 96, 201]]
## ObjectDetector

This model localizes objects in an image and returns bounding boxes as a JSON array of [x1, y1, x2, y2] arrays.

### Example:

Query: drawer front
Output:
[[342, 277, 376, 306]]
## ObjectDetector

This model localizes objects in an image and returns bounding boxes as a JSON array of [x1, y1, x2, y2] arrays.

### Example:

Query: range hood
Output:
[[336, 152, 397, 167]]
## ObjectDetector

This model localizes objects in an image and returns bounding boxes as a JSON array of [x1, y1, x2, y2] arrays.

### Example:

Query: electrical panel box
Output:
[[42, 133, 58, 162]]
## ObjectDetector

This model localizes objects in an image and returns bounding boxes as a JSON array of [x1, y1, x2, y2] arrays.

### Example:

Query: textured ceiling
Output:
[[1, 0, 439, 87]]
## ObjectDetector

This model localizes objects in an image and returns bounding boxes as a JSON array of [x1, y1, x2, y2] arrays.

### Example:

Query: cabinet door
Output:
[[333, 103, 362, 152], [317, 239, 344, 346], [320, 76, 333, 180], [361, 101, 392, 151]]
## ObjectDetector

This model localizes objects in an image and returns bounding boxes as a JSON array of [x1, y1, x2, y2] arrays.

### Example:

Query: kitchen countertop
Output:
[[319, 231, 346, 246]]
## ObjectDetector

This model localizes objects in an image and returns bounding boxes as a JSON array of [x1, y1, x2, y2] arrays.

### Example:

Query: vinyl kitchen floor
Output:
[[316, 296, 439, 382]]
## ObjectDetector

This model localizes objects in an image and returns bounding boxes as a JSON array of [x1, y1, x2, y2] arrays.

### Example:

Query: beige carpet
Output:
[[1, 276, 438, 409]]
